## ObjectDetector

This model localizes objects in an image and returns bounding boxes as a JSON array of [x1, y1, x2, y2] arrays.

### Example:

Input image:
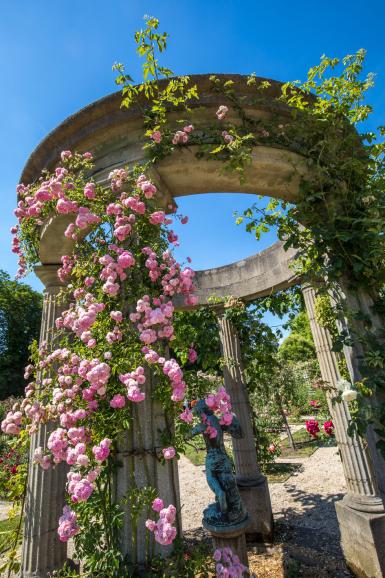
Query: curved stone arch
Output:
[[175, 241, 298, 309], [21, 73, 310, 265]]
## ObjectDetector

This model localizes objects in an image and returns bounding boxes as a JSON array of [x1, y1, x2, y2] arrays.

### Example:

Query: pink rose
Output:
[[110, 394, 126, 409], [149, 211, 165, 225], [216, 105, 228, 120], [188, 347, 197, 363], [162, 447, 176, 460], [150, 131, 162, 144], [152, 497, 164, 512]]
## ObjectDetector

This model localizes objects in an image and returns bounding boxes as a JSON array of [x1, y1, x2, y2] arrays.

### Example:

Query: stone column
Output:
[[303, 285, 385, 578], [21, 265, 69, 578], [217, 309, 273, 542], [339, 284, 385, 497], [113, 369, 181, 565]]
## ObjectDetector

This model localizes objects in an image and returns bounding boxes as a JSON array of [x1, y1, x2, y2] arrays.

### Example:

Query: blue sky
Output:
[[1, 0, 384, 329]]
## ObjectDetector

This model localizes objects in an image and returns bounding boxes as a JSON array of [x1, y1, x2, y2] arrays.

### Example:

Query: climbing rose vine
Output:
[[3, 150, 210, 567]]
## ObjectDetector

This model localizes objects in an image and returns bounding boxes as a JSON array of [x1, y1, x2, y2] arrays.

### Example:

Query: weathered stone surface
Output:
[[174, 242, 298, 309]]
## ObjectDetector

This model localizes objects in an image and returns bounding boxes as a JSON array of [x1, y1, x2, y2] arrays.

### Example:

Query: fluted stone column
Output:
[[303, 285, 385, 578], [217, 309, 273, 541], [113, 369, 181, 565], [339, 284, 385, 498], [21, 265, 69, 578]]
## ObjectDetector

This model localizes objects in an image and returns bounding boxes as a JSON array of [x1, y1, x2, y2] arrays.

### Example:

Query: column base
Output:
[[336, 495, 385, 578], [203, 517, 250, 568], [237, 475, 274, 542]]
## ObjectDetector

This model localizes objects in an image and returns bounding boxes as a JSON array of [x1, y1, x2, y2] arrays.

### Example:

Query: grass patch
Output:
[[280, 428, 336, 458], [265, 462, 302, 483], [183, 445, 301, 484], [183, 443, 206, 467], [0, 515, 21, 555]]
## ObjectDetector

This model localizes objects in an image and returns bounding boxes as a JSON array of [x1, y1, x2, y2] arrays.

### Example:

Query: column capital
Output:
[[34, 264, 63, 291]]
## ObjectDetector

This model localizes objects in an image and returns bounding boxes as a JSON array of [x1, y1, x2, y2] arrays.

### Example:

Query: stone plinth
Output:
[[203, 517, 250, 570], [336, 496, 385, 578], [217, 310, 273, 541]]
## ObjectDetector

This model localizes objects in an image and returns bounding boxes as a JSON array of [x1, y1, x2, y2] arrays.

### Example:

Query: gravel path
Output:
[[179, 446, 346, 535], [0, 500, 11, 521]]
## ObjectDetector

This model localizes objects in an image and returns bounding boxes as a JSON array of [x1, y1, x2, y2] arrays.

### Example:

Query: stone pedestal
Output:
[[303, 285, 385, 578], [203, 517, 250, 570], [113, 369, 181, 565], [336, 496, 385, 578], [217, 310, 273, 541], [21, 265, 68, 578]]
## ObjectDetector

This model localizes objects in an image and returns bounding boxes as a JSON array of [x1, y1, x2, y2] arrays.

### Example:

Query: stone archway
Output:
[[19, 74, 385, 578]]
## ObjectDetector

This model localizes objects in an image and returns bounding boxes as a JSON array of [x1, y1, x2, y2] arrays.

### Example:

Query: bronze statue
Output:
[[189, 399, 248, 528]]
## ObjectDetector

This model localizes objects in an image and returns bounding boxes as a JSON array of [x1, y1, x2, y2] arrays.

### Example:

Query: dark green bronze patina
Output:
[[190, 399, 248, 528]]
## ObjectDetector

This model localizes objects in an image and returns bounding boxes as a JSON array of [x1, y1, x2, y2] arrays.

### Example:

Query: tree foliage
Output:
[[279, 310, 316, 363], [0, 270, 42, 399]]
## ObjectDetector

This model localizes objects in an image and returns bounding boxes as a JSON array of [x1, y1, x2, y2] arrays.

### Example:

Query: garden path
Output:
[[179, 446, 346, 534], [179, 446, 352, 577]]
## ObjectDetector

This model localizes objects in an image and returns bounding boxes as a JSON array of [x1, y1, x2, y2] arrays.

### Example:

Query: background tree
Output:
[[0, 270, 42, 399], [278, 309, 316, 363]]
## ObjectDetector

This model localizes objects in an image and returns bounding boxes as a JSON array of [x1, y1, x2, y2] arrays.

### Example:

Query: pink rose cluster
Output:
[[119, 366, 146, 403], [213, 547, 249, 578], [205, 386, 233, 426], [11, 151, 93, 277], [108, 168, 129, 192], [57, 506, 79, 542], [67, 465, 101, 503], [172, 124, 194, 145], [140, 246, 198, 306], [57, 255, 76, 283], [56, 295, 105, 344], [305, 419, 320, 438], [309, 399, 320, 409], [162, 446, 176, 460], [188, 347, 198, 363], [99, 250, 135, 296], [179, 406, 193, 424], [130, 294, 175, 344], [1, 406, 22, 435], [141, 346, 187, 403], [145, 498, 177, 546]]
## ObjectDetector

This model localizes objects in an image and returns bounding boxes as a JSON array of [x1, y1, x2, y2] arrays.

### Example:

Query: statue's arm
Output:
[[189, 423, 206, 438]]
